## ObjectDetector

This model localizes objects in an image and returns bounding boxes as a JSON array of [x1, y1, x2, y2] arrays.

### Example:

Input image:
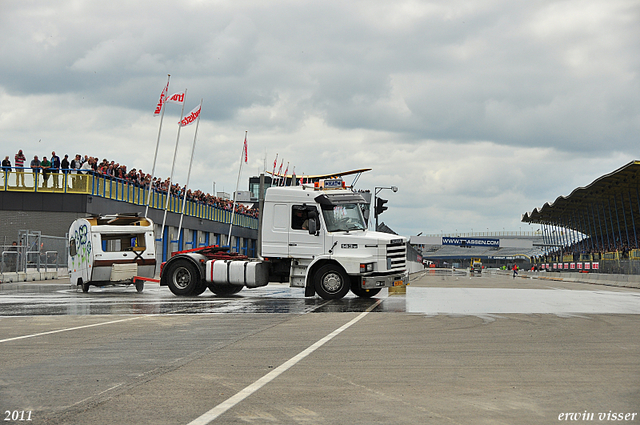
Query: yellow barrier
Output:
[[1, 171, 258, 229], [602, 252, 620, 261], [629, 250, 640, 260]]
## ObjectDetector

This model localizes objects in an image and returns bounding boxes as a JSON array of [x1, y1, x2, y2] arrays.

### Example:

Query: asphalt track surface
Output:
[[1, 272, 639, 424]]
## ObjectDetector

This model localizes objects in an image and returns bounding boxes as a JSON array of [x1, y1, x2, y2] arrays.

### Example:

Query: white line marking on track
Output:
[[0, 316, 144, 343], [187, 298, 384, 425]]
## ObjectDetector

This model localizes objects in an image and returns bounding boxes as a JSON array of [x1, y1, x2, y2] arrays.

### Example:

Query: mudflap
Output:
[[304, 282, 315, 297]]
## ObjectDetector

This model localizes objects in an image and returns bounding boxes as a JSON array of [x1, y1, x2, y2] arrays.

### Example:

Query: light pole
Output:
[[374, 186, 398, 231]]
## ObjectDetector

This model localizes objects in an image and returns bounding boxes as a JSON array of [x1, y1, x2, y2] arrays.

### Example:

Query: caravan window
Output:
[[100, 233, 147, 252], [69, 238, 77, 257]]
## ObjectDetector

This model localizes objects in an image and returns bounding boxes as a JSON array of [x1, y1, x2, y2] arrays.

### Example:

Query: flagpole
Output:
[[271, 153, 278, 184], [227, 131, 247, 249], [177, 99, 203, 240], [281, 162, 289, 186], [276, 159, 283, 186], [161, 88, 187, 244], [146, 74, 170, 218]]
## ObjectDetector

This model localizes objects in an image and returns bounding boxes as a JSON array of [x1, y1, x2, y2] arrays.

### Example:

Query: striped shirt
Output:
[[14, 153, 25, 168]]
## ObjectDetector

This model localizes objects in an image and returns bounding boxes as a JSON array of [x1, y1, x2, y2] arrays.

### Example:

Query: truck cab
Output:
[[260, 181, 407, 299], [160, 178, 408, 300]]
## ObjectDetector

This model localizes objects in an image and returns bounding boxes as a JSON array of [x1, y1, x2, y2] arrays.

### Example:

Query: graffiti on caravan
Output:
[[442, 237, 500, 247]]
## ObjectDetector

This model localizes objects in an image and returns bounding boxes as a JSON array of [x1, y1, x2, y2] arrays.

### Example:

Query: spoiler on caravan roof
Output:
[[86, 213, 149, 226]]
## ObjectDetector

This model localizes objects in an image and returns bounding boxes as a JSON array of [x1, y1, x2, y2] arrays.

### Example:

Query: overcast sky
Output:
[[1, 0, 638, 236]]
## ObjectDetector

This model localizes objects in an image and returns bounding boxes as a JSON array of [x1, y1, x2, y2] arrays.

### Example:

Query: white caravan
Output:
[[68, 214, 156, 292]]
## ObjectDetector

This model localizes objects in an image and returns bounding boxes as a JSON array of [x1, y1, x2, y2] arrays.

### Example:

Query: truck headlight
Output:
[[360, 263, 374, 273]]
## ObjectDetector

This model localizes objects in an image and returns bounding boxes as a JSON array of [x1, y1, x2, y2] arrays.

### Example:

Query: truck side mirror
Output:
[[307, 208, 319, 235], [308, 219, 317, 235]]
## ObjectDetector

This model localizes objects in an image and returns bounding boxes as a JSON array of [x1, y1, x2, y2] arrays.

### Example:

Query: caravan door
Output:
[[68, 218, 92, 285]]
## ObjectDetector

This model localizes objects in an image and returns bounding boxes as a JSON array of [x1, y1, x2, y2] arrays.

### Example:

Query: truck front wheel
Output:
[[314, 264, 350, 300], [166, 260, 201, 296]]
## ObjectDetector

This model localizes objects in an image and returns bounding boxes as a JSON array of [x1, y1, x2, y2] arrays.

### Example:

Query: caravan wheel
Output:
[[79, 279, 90, 293]]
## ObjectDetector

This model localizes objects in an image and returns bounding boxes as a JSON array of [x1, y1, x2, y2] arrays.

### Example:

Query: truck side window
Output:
[[69, 238, 77, 257], [291, 205, 309, 230]]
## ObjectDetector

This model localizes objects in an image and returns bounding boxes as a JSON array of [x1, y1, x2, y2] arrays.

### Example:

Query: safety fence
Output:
[[1, 168, 258, 230], [0, 231, 67, 275]]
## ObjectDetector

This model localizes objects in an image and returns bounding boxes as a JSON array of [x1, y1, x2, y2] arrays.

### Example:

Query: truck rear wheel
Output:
[[207, 283, 243, 296], [193, 280, 208, 295], [166, 260, 201, 296], [314, 264, 350, 300], [350, 281, 381, 298]]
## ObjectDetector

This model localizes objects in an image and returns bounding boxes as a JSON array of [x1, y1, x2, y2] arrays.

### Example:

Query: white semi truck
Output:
[[160, 178, 408, 300]]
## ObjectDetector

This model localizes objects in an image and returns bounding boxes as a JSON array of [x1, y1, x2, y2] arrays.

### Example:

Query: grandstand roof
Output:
[[522, 160, 640, 235]]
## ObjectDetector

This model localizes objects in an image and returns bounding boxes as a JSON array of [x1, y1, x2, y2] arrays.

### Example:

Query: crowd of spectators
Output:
[[539, 236, 638, 262], [2, 149, 258, 218]]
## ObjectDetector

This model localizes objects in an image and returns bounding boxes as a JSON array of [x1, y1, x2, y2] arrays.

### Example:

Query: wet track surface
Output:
[[1, 275, 639, 317], [0, 282, 405, 316], [1, 273, 639, 425]]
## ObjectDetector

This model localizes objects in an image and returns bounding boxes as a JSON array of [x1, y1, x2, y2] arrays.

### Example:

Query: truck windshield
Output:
[[321, 203, 367, 232]]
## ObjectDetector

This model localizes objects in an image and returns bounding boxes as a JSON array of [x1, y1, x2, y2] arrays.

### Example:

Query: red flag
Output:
[[243, 135, 248, 163], [277, 160, 283, 177], [179, 103, 201, 127], [271, 154, 278, 180], [154, 80, 170, 115]]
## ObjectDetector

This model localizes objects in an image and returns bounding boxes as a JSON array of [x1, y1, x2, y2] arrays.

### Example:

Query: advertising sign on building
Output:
[[442, 237, 499, 247]]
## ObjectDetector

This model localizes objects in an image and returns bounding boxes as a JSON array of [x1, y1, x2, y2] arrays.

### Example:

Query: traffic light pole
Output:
[[374, 186, 398, 231]]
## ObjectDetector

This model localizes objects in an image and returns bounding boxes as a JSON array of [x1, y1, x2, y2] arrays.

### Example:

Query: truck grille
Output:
[[386, 242, 406, 270]]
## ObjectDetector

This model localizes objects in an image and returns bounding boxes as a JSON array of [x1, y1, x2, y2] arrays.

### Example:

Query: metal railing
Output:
[[422, 230, 543, 238], [1, 168, 258, 230]]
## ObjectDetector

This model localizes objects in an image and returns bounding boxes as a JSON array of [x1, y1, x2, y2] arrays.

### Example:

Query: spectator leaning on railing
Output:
[[2, 156, 10, 186]]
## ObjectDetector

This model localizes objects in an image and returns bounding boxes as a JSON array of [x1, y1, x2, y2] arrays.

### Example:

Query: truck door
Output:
[[289, 205, 323, 258], [262, 203, 289, 257]]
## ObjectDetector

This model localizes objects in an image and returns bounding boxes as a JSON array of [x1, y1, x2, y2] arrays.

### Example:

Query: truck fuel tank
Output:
[[206, 260, 269, 288]]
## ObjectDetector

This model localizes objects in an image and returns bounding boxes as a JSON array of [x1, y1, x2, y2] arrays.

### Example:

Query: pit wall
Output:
[[0, 270, 63, 283], [495, 270, 640, 290]]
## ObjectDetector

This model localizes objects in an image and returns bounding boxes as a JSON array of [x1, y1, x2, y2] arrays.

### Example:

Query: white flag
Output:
[[153, 81, 170, 115], [166, 92, 185, 104], [180, 103, 201, 127]]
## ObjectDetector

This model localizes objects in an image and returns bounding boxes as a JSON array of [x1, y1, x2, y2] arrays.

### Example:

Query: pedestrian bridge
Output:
[[1, 168, 258, 231]]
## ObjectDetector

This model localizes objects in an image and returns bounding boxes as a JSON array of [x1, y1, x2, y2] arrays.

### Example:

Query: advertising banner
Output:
[[442, 237, 499, 247]]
